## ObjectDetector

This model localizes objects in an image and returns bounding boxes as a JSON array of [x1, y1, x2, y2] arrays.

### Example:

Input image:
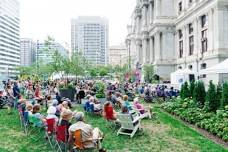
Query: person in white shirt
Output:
[[46, 106, 58, 123]]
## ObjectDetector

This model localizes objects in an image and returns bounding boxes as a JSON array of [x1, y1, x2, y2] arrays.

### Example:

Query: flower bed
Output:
[[161, 97, 228, 141]]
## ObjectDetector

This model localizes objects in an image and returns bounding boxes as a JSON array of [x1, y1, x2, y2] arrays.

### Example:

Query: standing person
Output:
[[13, 82, 20, 99], [78, 88, 85, 104]]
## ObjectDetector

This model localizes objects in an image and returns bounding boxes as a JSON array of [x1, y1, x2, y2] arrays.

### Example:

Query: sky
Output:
[[19, 0, 135, 46]]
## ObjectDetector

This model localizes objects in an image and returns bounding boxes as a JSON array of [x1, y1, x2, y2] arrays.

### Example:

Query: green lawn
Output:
[[0, 104, 227, 152]]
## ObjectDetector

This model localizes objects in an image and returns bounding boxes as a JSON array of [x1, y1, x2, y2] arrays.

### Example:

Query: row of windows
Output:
[[0, 50, 20, 58], [0, 24, 20, 37], [0, 46, 20, 56], [0, 16, 19, 30], [178, 63, 207, 71], [178, 15, 208, 58]]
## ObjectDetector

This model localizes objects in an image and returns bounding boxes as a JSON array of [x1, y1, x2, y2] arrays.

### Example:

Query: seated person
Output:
[[84, 97, 102, 113], [56, 92, 62, 104], [46, 106, 59, 123], [68, 112, 105, 152], [122, 95, 132, 111], [26, 103, 33, 115], [133, 98, 145, 114], [119, 106, 139, 125], [46, 95, 52, 106], [58, 109, 73, 128], [57, 101, 69, 113], [103, 101, 117, 120], [32, 104, 45, 127]]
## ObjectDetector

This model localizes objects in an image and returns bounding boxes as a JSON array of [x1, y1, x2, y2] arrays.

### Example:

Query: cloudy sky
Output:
[[19, 0, 135, 46]]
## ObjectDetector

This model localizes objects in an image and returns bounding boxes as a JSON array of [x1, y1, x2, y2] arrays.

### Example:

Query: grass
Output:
[[0, 104, 227, 152]]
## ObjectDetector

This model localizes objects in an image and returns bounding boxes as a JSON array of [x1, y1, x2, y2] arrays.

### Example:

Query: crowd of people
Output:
[[0, 78, 179, 151]]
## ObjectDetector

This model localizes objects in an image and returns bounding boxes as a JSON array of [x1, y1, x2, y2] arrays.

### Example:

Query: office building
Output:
[[0, 0, 20, 77], [20, 38, 36, 66], [71, 16, 109, 65]]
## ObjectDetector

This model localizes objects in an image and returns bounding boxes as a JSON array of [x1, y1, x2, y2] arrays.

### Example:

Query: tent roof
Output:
[[200, 59, 228, 74]]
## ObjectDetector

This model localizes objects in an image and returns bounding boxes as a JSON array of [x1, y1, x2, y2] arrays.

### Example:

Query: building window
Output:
[[201, 15, 207, 28], [201, 30, 208, 53], [188, 65, 193, 70], [178, 30, 183, 39], [178, 29, 183, 58], [178, 2, 183, 13], [178, 66, 182, 69], [179, 41, 183, 58], [200, 63, 207, 78], [189, 23, 193, 34], [189, 36, 194, 55]]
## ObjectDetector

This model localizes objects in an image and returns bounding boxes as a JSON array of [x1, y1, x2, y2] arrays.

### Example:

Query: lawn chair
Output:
[[28, 115, 45, 141], [45, 118, 56, 149], [55, 125, 68, 152], [23, 111, 29, 135], [73, 129, 97, 152], [117, 113, 141, 138]]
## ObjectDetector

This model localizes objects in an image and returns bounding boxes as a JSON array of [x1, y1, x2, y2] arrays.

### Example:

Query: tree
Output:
[[193, 81, 206, 108], [143, 64, 154, 83], [205, 81, 217, 112], [221, 82, 228, 109], [180, 82, 190, 99], [216, 83, 222, 109], [189, 80, 195, 98], [99, 68, 108, 76]]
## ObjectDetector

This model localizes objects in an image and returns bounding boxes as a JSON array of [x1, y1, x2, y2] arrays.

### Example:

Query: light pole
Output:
[[36, 40, 39, 75]]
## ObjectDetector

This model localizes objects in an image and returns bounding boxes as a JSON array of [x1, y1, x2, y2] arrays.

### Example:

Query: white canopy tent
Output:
[[200, 59, 228, 74], [171, 69, 197, 89]]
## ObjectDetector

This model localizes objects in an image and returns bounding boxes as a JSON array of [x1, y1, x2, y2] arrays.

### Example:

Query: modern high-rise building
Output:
[[36, 41, 68, 64], [20, 38, 36, 66], [71, 16, 109, 65], [126, 0, 228, 84], [0, 0, 20, 77]]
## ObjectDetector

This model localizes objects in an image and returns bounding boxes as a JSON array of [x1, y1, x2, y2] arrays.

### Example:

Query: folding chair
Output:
[[55, 125, 68, 152], [28, 115, 45, 141], [73, 129, 96, 152], [23, 111, 29, 135], [18, 107, 24, 130], [45, 118, 56, 149], [117, 113, 141, 138]]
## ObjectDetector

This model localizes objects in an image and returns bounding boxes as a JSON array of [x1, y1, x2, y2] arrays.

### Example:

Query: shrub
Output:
[[221, 82, 228, 109], [189, 80, 195, 98], [193, 81, 206, 108], [95, 81, 106, 98], [216, 83, 222, 109], [180, 82, 190, 99], [204, 81, 218, 112]]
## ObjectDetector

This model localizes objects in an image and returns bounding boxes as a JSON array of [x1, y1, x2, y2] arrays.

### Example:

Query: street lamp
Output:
[[36, 40, 39, 75]]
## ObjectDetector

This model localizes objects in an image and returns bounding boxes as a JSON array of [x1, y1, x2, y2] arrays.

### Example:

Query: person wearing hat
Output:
[[58, 109, 73, 128], [46, 106, 58, 123], [68, 112, 105, 152]]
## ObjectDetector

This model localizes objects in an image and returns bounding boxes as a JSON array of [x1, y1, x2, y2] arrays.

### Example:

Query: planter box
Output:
[[59, 88, 75, 102]]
